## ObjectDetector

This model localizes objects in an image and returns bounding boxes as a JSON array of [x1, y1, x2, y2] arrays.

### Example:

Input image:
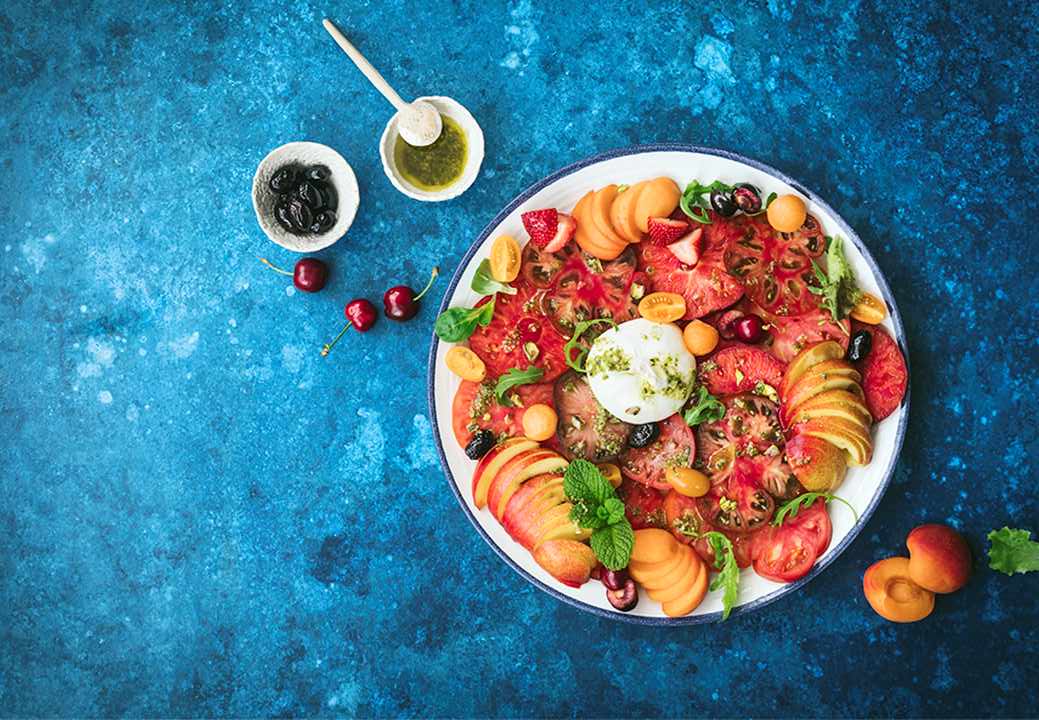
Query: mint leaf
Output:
[[494, 366, 544, 406], [569, 499, 606, 531], [563, 459, 614, 506], [434, 297, 497, 342], [988, 527, 1039, 575], [471, 259, 517, 296], [704, 531, 739, 620], [602, 497, 626, 525], [683, 385, 726, 427], [590, 520, 635, 571]]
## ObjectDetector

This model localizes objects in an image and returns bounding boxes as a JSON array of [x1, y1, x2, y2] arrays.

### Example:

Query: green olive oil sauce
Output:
[[393, 114, 468, 191]]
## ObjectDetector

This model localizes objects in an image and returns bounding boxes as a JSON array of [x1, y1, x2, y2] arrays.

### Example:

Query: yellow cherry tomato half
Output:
[[445, 346, 486, 382], [683, 319, 719, 356], [490, 234, 521, 283], [767, 194, 808, 233], [638, 292, 686, 323], [521, 403, 558, 442], [665, 466, 711, 498], [596, 463, 622, 488], [850, 291, 888, 325]]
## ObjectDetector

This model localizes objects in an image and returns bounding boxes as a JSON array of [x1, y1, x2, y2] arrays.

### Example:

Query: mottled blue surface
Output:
[[1, 0, 1037, 717]]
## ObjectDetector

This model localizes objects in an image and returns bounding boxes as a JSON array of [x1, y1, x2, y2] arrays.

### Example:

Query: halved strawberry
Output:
[[544, 213, 576, 252], [646, 217, 690, 246], [521, 208, 559, 248], [667, 228, 702, 265]]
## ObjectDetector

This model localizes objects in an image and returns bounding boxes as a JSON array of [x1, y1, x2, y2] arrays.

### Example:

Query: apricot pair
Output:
[[863, 524, 971, 623]]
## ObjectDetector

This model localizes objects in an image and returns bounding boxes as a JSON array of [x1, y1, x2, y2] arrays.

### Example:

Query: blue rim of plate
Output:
[[427, 144, 911, 625]]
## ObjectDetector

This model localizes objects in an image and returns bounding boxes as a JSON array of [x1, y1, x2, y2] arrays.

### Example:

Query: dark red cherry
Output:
[[733, 314, 765, 343], [344, 299, 377, 331], [293, 258, 328, 292], [382, 267, 439, 321]]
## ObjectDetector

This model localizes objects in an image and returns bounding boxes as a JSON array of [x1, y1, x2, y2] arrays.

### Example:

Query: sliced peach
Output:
[[649, 549, 703, 603], [590, 185, 629, 247], [906, 524, 971, 594], [662, 554, 710, 617], [780, 340, 846, 399], [472, 440, 539, 508], [782, 371, 863, 423], [610, 181, 646, 243], [532, 539, 597, 588], [631, 528, 680, 564], [633, 177, 681, 233], [630, 543, 693, 590], [795, 418, 873, 466], [785, 389, 872, 429], [502, 475, 565, 547], [863, 557, 935, 623], [488, 451, 567, 519], [784, 433, 848, 492], [536, 504, 593, 545]]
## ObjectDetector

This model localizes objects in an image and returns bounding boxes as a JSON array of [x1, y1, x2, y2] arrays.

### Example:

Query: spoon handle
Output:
[[322, 19, 407, 111]]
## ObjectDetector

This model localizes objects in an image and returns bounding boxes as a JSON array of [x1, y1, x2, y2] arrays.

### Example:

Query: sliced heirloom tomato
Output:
[[618, 479, 667, 530], [697, 460, 775, 534], [762, 304, 850, 363], [698, 344, 785, 396], [451, 380, 556, 447], [468, 285, 568, 382], [553, 371, 632, 461], [536, 246, 639, 336], [850, 321, 908, 421], [619, 414, 697, 490], [696, 395, 786, 485], [636, 213, 744, 319], [662, 490, 757, 568], [721, 213, 826, 316], [752, 498, 832, 583]]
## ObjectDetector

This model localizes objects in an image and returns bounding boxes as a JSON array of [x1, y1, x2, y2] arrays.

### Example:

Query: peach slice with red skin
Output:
[[485, 450, 565, 519], [532, 539, 598, 588], [781, 373, 864, 427], [794, 417, 873, 466], [784, 433, 848, 492], [863, 557, 935, 623], [472, 439, 539, 508], [780, 340, 846, 399], [784, 389, 872, 429], [501, 474, 565, 548], [906, 524, 972, 593], [535, 504, 592, 545]]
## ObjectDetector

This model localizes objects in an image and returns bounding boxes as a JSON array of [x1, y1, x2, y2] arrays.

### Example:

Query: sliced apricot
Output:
[[649, 549, 703, 603], [662, 554, 710, 617], [863, 557, 934, 623], [610, 181, 646, 243], [574, 190, 626, 259], [631, 543, 692, 590], [633, 177, 681, 233], [590, 185, 629, 247], [631, 528, 679, 564]]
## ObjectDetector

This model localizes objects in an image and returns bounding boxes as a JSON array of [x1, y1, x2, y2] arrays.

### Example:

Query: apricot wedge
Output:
[[648, 548, 703, 603], [662, 555, 710, 617], [633, 177, 681, 233], [472, 440, 539, 508], [610, 181, 646, 243], [590, 185, 629, 247], [631, 528, 680, 564], [782, 372, 864, 425], [863, 556, 935, 623], [780, 340, 847, 399], [796, 418, 873, 466], [631, 543, 694, 591]]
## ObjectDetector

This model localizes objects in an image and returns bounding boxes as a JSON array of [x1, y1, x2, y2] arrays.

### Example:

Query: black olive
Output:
[[274, 201, 295, 232], [320, 182, 338, 211], [306, 165, 330, 181], [287, 198, 313, 231], [269, 167, 299, 194], [464, 429, 496, 460], [628, 422, 660, 448], [297, 181, 326, 210], [314, 210, 336, 233], [732, 183, 762, 214], [710, 189, 738, 216], [848, 330, 873, 362]]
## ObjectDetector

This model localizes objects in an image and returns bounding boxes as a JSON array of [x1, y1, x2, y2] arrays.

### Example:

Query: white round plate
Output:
[[427, 145, 910, 624]]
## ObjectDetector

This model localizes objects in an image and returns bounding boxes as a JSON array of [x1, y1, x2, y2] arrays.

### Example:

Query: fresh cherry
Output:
[[260, 257, 329, 293], [321, 299, 377, 357], [383, 266, 439, 321], [733, 314, 765, 343]]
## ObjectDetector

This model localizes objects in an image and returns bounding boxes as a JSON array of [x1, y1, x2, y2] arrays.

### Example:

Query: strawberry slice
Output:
[[521, 208, 559, 248], [667, 228, 702, 265], [544, 213, 576, 253], [646, 217, 690, 246]]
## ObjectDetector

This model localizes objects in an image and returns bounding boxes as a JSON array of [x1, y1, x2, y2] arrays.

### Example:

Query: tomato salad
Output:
[[437, 177, 908, 619]]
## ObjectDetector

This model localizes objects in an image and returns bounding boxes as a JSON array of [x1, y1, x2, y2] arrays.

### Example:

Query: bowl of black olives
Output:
[[252, 142, 359, 252]]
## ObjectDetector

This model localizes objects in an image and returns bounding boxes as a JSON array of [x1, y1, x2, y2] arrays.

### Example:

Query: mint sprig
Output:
[[564, 459, 634, 570]]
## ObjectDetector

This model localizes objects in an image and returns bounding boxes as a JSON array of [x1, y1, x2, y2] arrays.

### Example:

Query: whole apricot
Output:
[[906, 524, 971, 593], [863, 557, 935, 623]]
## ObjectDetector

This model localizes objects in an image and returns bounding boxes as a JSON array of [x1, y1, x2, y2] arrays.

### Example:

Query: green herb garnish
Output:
[[494, 365, 544, 406], [564, 459, 634, 570], [704, 531, 739, 620], [753, 381, 779, 403], [682, 385, 726, 426], [563, 318, 616, 373], [988, 527, 1039, 576], [808, 235, 862, 323], [772, 492, 858, 527], [434, 298, 496, 342], [680, 180, 732, 224], [470, 259, 517, 296]]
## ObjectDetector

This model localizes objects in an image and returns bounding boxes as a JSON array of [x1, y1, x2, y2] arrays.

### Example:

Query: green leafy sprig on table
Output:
[[434, 299, 496, 342], [563, 318, 616, 373], [703, 531, 740, 620], [808, 235, 862, 323], [564, 459, 634, 570], [682, 385, 726, 427], [470, 259, 517, 296], [988, 527, 1039, 576], [493, 366, 544, 406], [772, 492, 858, 526]]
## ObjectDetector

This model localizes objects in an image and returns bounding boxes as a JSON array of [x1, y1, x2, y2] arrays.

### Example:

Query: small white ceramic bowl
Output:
[[379, 96, 484, 202], [252, 141, 360, 253]]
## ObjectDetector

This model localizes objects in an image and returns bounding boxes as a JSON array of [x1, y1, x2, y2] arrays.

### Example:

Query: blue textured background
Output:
[[2, 0, 1037, 717]]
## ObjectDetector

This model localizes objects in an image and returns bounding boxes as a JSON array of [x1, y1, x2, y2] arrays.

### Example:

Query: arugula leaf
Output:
[[988, 527, 1039, 575], [808, 236, 862, 322], [590, 521, 635, 571], [772, 492, 858, 526], [563, 459, 614, 506], [470, 259, 517, 296], [563, 318, 616, 373], [683, 385, 726, 427], [704, 531, 739, 620], [680, 179, 732, 225], [434, 298, 496, 342], [494, 366, 544, 406]]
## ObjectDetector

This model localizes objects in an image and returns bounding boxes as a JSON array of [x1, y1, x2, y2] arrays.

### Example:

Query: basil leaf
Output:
[[493, 365, 544, 405], [471, 259, 517, 296], [434, 297, 496, 343], [563, 318, 616, 372], [590, 520, 635, 571]]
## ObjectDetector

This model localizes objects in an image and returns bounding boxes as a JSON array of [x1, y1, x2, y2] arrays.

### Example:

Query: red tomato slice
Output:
[[753, 522, 819, 583], [619, 414, 697, 490], [636, 218, 744, 319], [695, 395, 785, 487], [698, 344, 785, 395], [467, 285, 568, 382], [450, 380, 556, 448], [618, 479, 667, 530], [661, 490, 757, 568], [696, 459, 775, 534], [851, 322, 908, 421], [761, 304, 850, 363], [786, 498, 833, 556], [722, 213, 826, 316]]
